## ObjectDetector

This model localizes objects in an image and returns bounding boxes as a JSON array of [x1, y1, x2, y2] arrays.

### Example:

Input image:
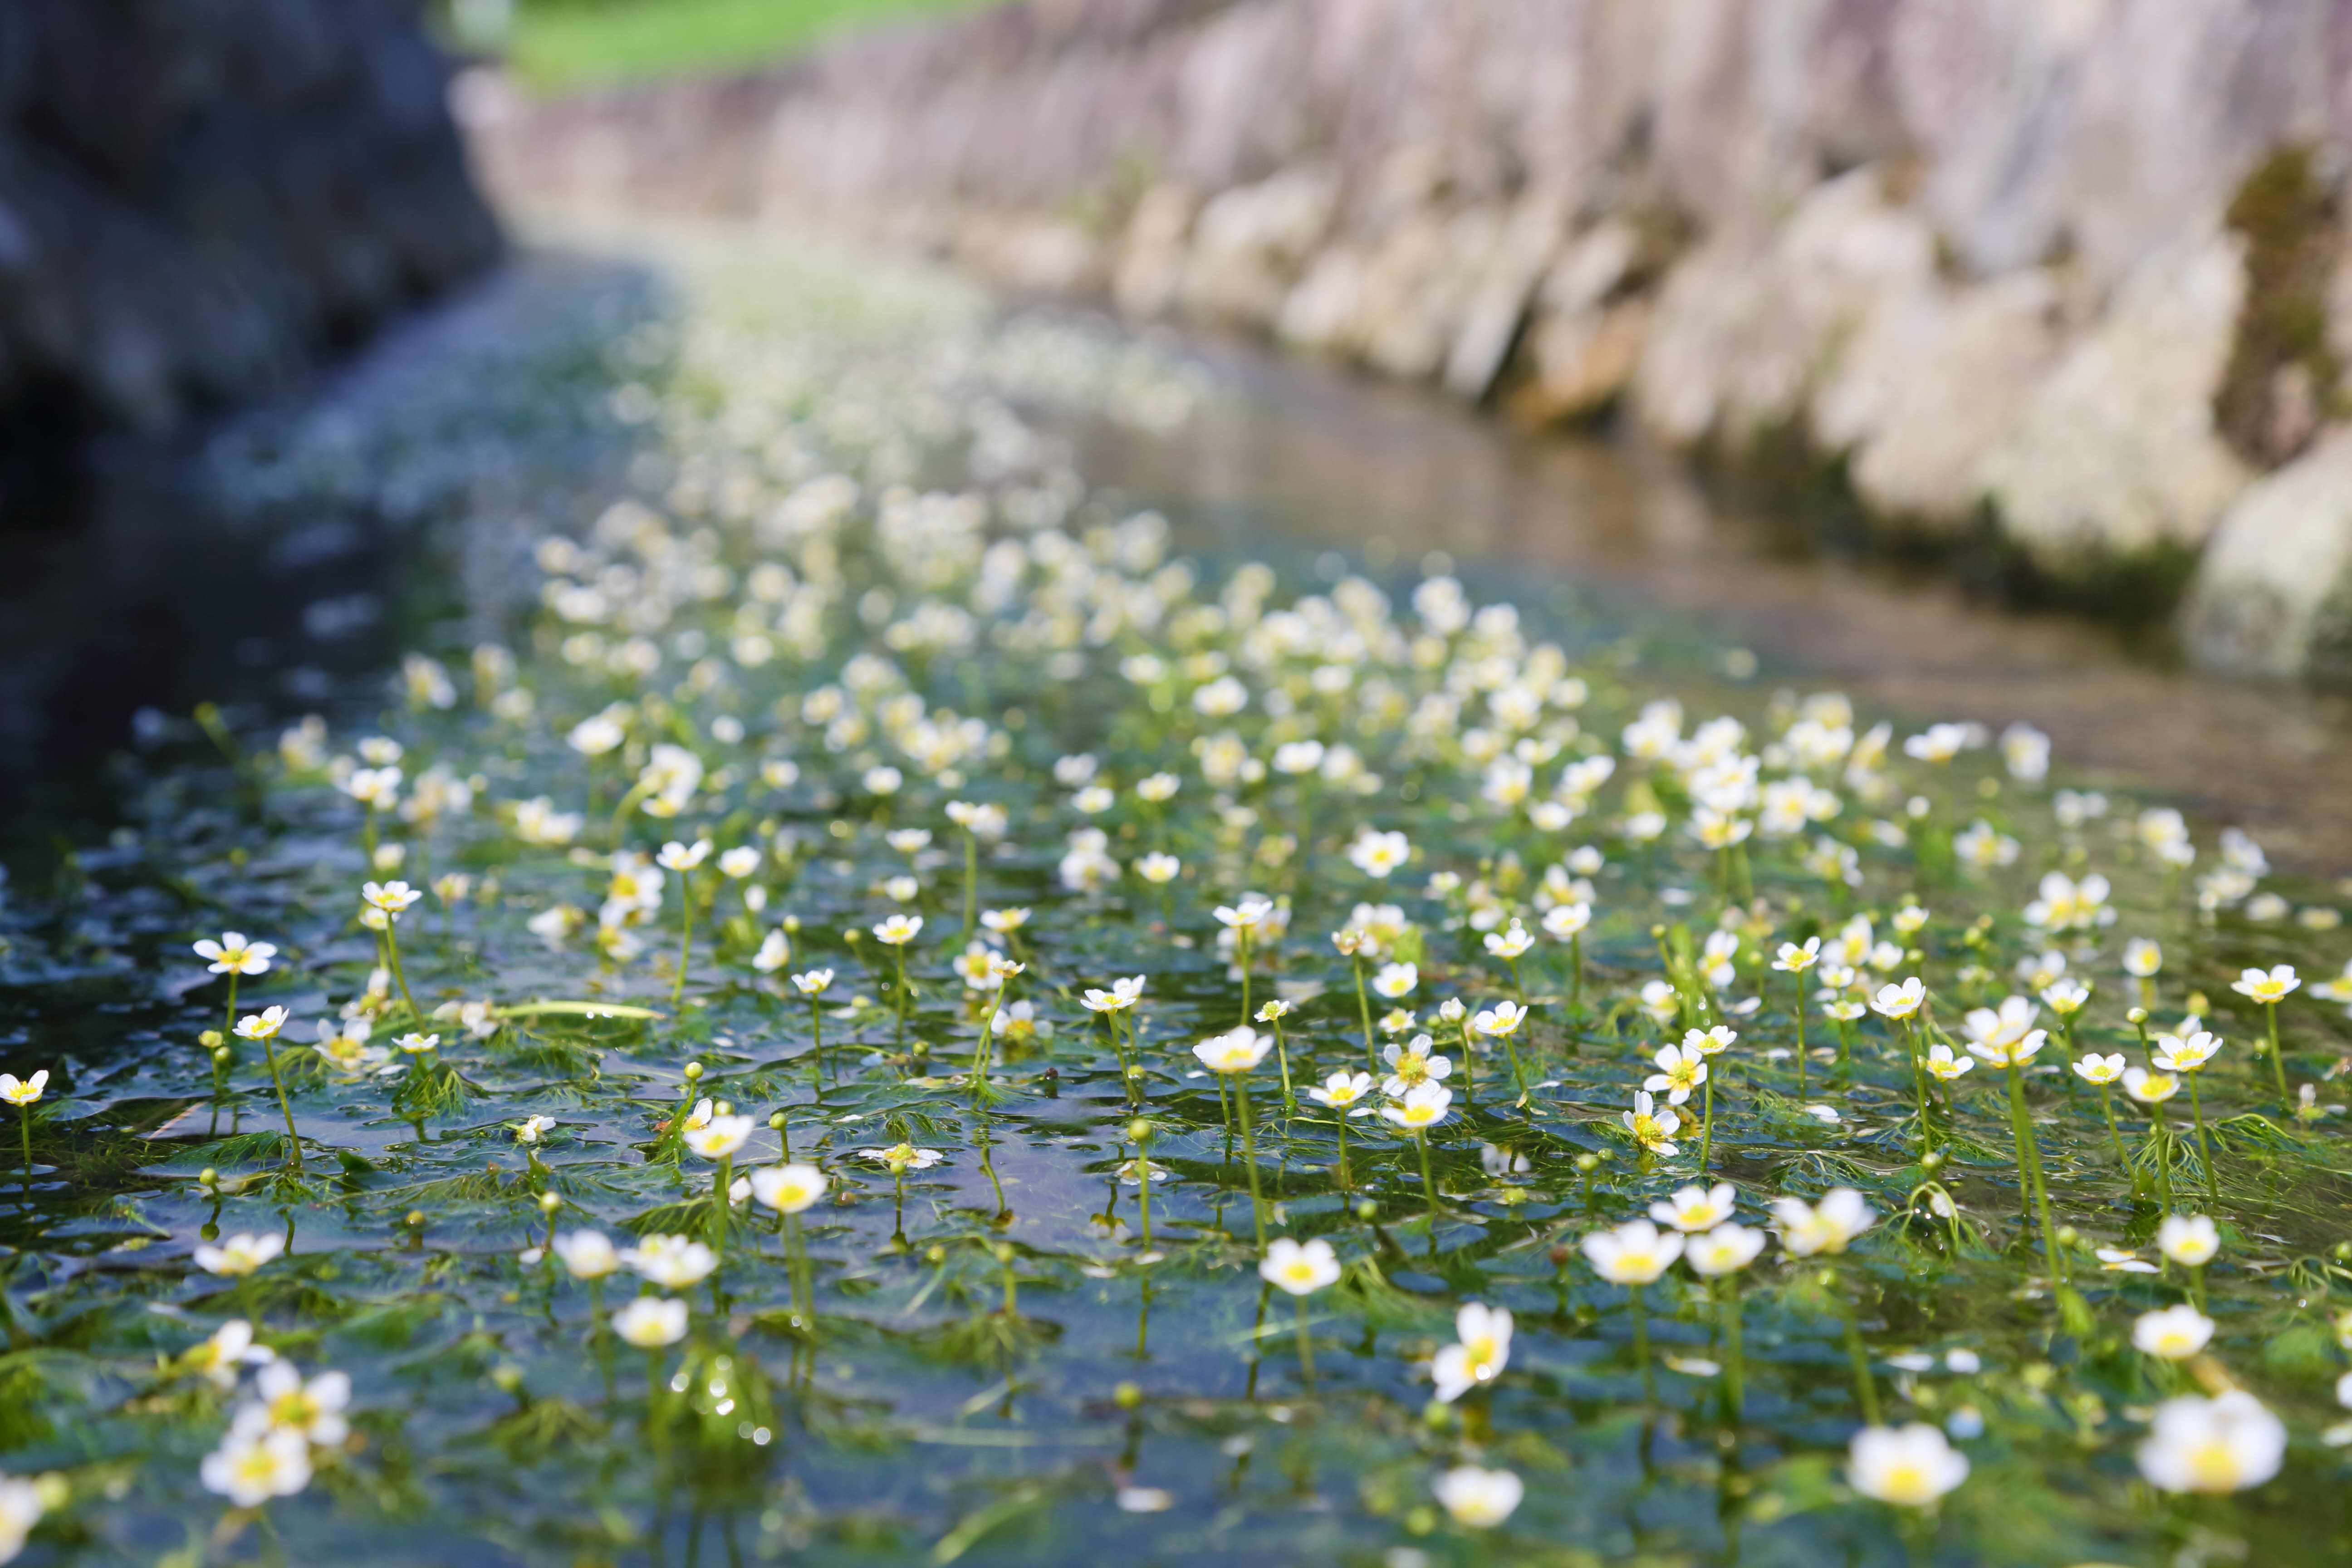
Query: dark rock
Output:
[[0, 0, 500, 441]]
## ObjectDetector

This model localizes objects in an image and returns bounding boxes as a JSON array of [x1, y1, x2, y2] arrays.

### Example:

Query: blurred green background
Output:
[[443, 0, 994, 90]]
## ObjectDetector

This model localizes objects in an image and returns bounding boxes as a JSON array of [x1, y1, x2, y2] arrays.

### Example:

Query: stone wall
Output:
[[467, 0, 2352, 677], [0, 0, 500, 436]]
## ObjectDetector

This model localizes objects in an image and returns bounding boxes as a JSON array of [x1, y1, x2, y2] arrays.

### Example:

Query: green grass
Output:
[[495, 0, 998, 92]]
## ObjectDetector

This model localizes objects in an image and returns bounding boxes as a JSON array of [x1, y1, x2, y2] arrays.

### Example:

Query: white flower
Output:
[[1922, 1044, 1974, 1082], [752, 929, 792, 973], [2024, 871, 2112, 931], [1258, 1237, 1341, 1297], [1960, 996, 2044, 1068], [1582, 1219, 1683, 1284], [1472, 1000, 1528, 1038], [568, 715, 624, 756], [2132, 1305, 2216, 1360], [1482, 921, 1534, 960], [0, 1474, 43, 1562], [1308, 1070, 1373, 1110], [514, 1115, 557, 1145], [1847, 1423, 1969, 1507], [1193, 1026, 1272, 1074], [1643, 1044, 1708, 1106], [1685, 1223, 1769, 1277], [1371, 961, 1418, 1000], [1212, 897, 1273, 931], [613, 1296, 690, 1349], [252, 1361, 351, 1445], [870, 914, 923, 946], [1619, 1090, 1681, 1156], [1542, 902, 1592, 940], [860, 1143, 943, 1174], [2156, 1214, 2220, 1267], [683, 1115, 755, 1160], [790, 968, 834, 996], [1380, 1082, 1453, 1131], [2124, 1066, 2179, 1105], [1431, 1465, 1523, 1528], [1650, 1182, 1735, 1233], [1081, 975, 1147, 1013], [201, 1424, 312, 1507], [619, 1234, 718, 1289], [183, 1318, 276, 1390], [0, 1071, 47, 1107], [2072, 1052, 2126, 1085], [2124, 937, 2163, 977], [233, 1006, 291, 1043], [1348, 829, 1412, 878], [1771, 1188, 1875, 1257], [552, 1230, 619, 1279], [751, 1162, 828, 1213], [1136, 851, 1181, 884], [194, 932, 276, 976], [656, 838, 712, 873], [1773, 937, 1821, 973], [2230, 965, 2299, 1004], [1431, 1303, 1512, 1402], [2151, 1031, 2220, 1073], [194, 1233, 285, 1277], [2137, 1392, 2286, 1494], [1869, 978, 1925, 1020], [360, 879, 422, 916]]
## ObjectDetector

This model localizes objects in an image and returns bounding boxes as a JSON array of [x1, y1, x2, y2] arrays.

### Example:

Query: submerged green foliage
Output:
[[0, 239, 2349, 1568]]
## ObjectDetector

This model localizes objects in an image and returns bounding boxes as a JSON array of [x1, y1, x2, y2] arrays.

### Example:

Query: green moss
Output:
[[2218, 144, 2340, 464]]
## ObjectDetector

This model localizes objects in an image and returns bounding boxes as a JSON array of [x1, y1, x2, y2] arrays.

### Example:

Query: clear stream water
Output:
[[0, 220, 2347, 1568]]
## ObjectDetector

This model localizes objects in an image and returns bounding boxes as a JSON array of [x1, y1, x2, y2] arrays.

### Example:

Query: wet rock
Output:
[[1176, 168, 1336, 328], [1443, 187, 1573, 400], [1112, 184, 1198, 318], [1980, 233, 2252, 569], [1830, 272, 2069, 530], [2180, 428, 2352, 678], [1635, 168, 1936, 452], [0, 0, 498, 437]]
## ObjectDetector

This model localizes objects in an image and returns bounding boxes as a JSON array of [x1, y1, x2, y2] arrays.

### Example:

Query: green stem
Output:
[[2185, 1071, 2219, 1205], [1698, 1073, 1714, 1178], [259, 1031, 302, 1170], [1716, 1277, 1744, 1423], [1295, 1292, 1315, 1391], [1837, 1273, 1881, 1425], [2097, 1082, 2129, 1170], [1235, 1077, 1266, 1249], [1631, 1280, 1655, 1402], [2264, 1002, 2289, 1110], [962, 829, 978, 940], [1237, 930, 1253, 1026], [2005, 1060, 2062, 1284], [1416, 1128, 1438, 1253], [382, 921, 422, 1024], [1352, 958, 1376, 1071], [971, 992, 1001, 1094], [1793, 974, 1808, 1098], [672, 871, 695, 1008]]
